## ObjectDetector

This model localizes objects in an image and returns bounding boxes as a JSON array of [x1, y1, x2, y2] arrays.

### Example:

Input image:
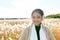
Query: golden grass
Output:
[[0, 19, 32, 40], [42, 18, 60, 40]]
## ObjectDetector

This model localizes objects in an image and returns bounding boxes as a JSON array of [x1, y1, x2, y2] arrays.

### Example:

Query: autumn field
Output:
[[0, 19, 32, 40], [42, 18, 60, 40]]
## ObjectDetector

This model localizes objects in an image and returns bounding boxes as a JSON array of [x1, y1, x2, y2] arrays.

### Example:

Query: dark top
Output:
[[35, 25, 41, 40]]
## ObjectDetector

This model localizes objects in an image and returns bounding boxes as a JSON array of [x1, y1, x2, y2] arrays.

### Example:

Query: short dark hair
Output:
[[32, 9, 44, 17]]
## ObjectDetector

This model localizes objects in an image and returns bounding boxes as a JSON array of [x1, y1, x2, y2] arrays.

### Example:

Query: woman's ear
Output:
[[42, 15, 45, 19], [41, 16, 44, 20]]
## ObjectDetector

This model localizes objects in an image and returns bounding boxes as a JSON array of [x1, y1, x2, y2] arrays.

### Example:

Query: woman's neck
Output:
[[35, 24, 41, 27]]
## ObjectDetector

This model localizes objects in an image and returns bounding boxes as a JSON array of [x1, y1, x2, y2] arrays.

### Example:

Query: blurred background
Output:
[[0, 0, 60, 18], [0, 0, 60, 40]]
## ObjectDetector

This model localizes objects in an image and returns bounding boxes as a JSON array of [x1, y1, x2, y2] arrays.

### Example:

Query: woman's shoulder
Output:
[[41, 24, 56, 40]]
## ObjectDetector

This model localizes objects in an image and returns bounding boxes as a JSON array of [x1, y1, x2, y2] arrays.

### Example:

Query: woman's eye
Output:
[[37, 16, 41, 18], [32, 16, 35, 19], [32, 16, 41, 19]]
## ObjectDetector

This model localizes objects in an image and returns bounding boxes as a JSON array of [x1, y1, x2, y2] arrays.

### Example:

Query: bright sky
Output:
[[0, 0, 60, 18]]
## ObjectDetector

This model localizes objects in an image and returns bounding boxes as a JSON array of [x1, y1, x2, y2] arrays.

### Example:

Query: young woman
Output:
[[30, 9, 56, 40]]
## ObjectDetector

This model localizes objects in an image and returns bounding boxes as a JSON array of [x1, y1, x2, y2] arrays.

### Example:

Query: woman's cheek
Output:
[[33, 21, 40, 25], [38, 19, 42, 24]]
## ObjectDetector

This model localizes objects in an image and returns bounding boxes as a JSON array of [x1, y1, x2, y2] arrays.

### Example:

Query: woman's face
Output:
[[32, 12, 43, 26]]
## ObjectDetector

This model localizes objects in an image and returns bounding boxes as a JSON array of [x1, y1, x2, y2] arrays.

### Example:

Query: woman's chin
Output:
[[35, 24, 40, 26]]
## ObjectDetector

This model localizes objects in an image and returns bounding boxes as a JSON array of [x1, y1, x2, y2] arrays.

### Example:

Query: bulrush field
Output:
[[42, 18, 60, 40], [0, 19, 32, 40]]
